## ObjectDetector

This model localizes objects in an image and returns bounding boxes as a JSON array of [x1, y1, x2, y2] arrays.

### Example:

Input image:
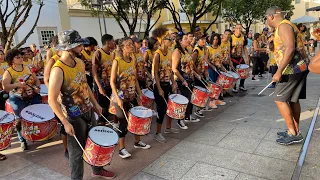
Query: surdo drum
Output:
[[0, 110, 15, 150], [166, 94, 189, 119], [128, 106, 152, 135], [207, 82, 223, 99], [40, 84, 48, 103], [191, 86, 210, 108], [20, 104, 58, 141], [138, 89, 154, 109], [83, 126, 118, 166], [236, 64, 250, 79], [217, 72, 236, 89]]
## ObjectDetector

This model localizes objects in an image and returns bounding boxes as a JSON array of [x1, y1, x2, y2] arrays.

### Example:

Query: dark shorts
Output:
[[274, 71, 309, 103]]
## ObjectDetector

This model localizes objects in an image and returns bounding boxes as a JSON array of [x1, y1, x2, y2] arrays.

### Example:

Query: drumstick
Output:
[[269, 92, 274, 96], [186, 86, 193, 94], [122, 108, 129, 122], [162, 96, 168, 105], [258, 81, 274, 95], [231, 66, 241, 77], [100, 114, 122, 133], [199, 78, 211, 92], [104, 95, 111, 101], [73, 135, 93, 164]]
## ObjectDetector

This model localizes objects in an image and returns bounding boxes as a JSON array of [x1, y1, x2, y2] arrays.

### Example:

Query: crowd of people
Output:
[[0, 5, 319, 180]]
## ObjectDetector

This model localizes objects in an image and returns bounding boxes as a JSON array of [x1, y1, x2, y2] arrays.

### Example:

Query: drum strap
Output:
[[231, 58, 243, 65]]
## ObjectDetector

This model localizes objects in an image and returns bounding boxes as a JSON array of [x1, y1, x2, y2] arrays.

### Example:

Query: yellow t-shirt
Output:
[[52, 58, 91, 117], [220, 41, 231, 64], [193, 46, 206, 74], [153, 49, 172, 83], [207, 46, 222, 67], [115, 56, 136, 101], [7, 66, 37, 99], [231, 34, 245, 58]]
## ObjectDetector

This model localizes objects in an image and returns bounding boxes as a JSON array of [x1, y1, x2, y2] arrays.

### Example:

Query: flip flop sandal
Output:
[[0, 154, 7, 161]]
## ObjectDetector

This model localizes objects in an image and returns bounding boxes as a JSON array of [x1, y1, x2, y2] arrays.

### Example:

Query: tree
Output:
[[163, 0, 183, 32], [180, 0, 222, 33], [222, 0, 294, 34], [141, 0, 164, 38], [0, 0, 44, 53]]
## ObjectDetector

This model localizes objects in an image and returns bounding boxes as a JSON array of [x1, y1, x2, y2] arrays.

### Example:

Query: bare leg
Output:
[[166, 117, 173, 129], [134, 135, 140, 143], [275, 101, 297, 135], [290, 100, 301, 133], [119, 138, 125, 149], [156, 123, 162, 133], [62, 134, 68, 150]]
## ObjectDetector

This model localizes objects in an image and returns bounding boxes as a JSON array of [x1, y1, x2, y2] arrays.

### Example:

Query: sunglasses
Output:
[[264, 11, 284, 21]]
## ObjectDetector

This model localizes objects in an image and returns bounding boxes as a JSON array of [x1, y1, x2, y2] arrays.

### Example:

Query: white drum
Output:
[[227, 71, 240, 80], [20, 104, 58, 141], [166, 94, 189, 119], [40, 84, 48, 103], [0, 110, 15, 150], [83, 126, 118, 166], [128, 106, 153, 135]]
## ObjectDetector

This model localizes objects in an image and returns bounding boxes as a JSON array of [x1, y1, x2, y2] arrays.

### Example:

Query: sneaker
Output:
[[119, 148, 131, 159], [252, 77, 260, 81], [190, 116, 200, 123], [232, 88, 238, 93], [268, 85, 275, 88], [92, 169, 116, 179], [164, 128, 180, 134], [276, 133, 304, 145], [177, 120, 188, 130], [277, 130, 288, 137], [194, 110, 204, 118], [64, 149, 69, 159], [215, 100, 226, 106], [154, 133, 166, 143], [209, 101, 218, 109], [239, 86, 247, 91], [21, 142, 28, 151], [202, 106, 214, 111], [134, 141, 151, 149], [219, 95, 224, 100], [258, 74, 263, 77]]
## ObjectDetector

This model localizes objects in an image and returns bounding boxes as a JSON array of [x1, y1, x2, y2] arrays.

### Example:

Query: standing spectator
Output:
[[140, 39, 148, 54], [251, 33, 267, 81]]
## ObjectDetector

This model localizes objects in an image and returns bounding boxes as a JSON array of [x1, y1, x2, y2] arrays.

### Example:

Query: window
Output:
[[37, 27, 57, 46], [295, 0, 300, 4]]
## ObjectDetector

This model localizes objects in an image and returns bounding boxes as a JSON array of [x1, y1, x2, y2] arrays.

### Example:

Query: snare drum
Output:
[[207, 82, 223, 99], [166, 94, 189, 119], [227, 71, 240, 86], [128, 106, 152, 135], [108, 92, 124, 115], [0, 110, 15, 150], [20, 104, 58, 141], [236, 64, 250, 79], [138, 89, 154, 109], [5, 100, 14, 114], [83, 126, 118, 166], [217, 72, 235, 89], [40, 84, 48, 103], [191, 86, 210, 108]]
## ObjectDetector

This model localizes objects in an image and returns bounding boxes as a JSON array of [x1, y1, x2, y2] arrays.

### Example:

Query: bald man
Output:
[[265, 6, 309, 145]]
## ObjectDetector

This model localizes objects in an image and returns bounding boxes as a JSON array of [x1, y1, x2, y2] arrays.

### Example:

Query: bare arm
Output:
[[253, 40, 267, 52], [31, 72, 40, 87], [309, 51, 320, 74], [46, 49, 52, 65], [44, 58, 55, 87], [143, 51, 152, 79], [277, 24, 296, 74], [110, 60, 121, 102], [172, 49, 185, 82], [2, 71, 20, 91], [92, 51, 103, 91]]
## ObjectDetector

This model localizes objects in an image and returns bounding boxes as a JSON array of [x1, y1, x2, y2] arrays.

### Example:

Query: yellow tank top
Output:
[[269, 51, 276, 66], [97, 48, 114, 88], [23, 59, 33, 69], [81, 50, 93, 60], [135, 51, 146, 81], [207, 46, 222, 67], [174, 49, 194, 81], [186, 45, 193, 54], [154, 49, 172, 83], [115, 56, 136, 101], [145, 49, 154, 73], [274, 19, 308, 75], [51, 47, 57, 57], [7, 66, 37, 99], [52, 58, 91, 117], [194, 46, 206, 74], [52, 55, 60, 62], [220, 41, 231, 64], [0, 62, 9, 71], [231, 34, 245, 58]]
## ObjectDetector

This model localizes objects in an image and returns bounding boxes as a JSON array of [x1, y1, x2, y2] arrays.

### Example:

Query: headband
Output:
[[157, 31, 170, 44]]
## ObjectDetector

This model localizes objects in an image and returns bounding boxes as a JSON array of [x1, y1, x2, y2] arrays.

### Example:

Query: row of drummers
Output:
[[0, 62, 249, 166]]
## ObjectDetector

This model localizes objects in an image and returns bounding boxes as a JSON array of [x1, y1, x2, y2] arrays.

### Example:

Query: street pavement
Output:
[[1, 72, 320, 180]]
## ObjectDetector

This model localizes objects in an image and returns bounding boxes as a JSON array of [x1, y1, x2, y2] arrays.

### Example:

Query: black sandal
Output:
[[0, 153, 7, 161]]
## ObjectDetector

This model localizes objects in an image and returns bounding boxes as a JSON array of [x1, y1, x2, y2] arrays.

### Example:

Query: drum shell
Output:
[[21, 118, 58, 142], [237, 66, 249, 79], [128, 113, 152, 135], [83, 137, 117, 167], [138, 94, 154, 109], [166, 98, 188, 119], [191, 87, 210, 108], [5, 100, 14, 114], [108, 96, 116, 115], [41, 95, 48, 104], [207, 82, 223, 99], [217, 73, 235, 89], [0, 120, 14, 151]]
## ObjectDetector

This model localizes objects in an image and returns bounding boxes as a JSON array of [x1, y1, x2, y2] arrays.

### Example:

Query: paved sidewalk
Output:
[[1, 73, 319, 180]]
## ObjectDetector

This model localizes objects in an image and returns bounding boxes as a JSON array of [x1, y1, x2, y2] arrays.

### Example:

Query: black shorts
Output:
[[274, 71, 308, 103]]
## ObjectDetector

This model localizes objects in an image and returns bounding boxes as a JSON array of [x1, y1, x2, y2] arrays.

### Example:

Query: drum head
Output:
[[0, 110, 15, 124], [237, 64, 249, 69], [169, 94, 189, 104], [20, 104, 55, 122], [130, 106, 152, 118], [89, 126, 118, 146], [227, 71, 240, 79], [40, 84, 48, 96], [194, 86, 208, 93], [221, 72, 233, 78], [37, 76, 44, 79], [142, 89, 154, 99]]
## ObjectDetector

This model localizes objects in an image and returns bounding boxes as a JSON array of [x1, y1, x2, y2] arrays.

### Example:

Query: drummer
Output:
[[45, 35, 58, 67], [143, 37, 159, 89], [152, 27, 180, 144], [207, 33, 226, 106], [110, 37, 151, 159], [81, 37, 98, 89], [132, 37, 148, 89], [92, 34, 115, 123], [192, 34, 213, 116], [48, 30, 115, 179], [2, 49, 42, 151], [172, 32, 200, 130], [21, 48, 33, 69]]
